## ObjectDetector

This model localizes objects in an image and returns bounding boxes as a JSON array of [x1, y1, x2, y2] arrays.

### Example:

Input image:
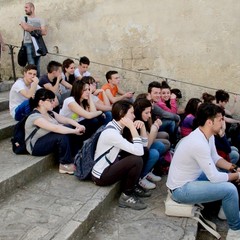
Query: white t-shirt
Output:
[[166, 128, 228, 190], [9, 78, 40, 118], [59, 96, 84, 122], [74, 68, 91, 79]]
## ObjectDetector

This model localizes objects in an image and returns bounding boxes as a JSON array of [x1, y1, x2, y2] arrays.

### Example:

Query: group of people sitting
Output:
[[8, 56, 240, 239]]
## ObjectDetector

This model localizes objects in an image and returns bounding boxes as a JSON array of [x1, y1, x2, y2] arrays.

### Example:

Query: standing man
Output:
[[166, 103, 240, 240], [19, 2, 47, 77]]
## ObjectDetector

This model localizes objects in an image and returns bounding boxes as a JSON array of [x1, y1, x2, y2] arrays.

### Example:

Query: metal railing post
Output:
[[7, 44, 17, 81]]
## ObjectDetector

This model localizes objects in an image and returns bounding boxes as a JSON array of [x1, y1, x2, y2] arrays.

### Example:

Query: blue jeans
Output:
[[32, 132, 73, 164], [15, 99, 31, 121], [171, 177, 240, 230], [159, 119, 177, 144], [230, 146, 239, 164], [24, 42, 41, 77], [141, 140, 165, 177], [103, 111, 112, 125]]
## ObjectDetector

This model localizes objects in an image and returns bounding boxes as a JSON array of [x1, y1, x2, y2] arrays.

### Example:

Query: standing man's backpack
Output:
[[11, 110, 40, 154], [74, 125, 115, 180]]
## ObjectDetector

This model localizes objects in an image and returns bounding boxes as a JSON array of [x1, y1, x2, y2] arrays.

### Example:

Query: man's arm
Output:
[[105, 89, 127, 104], [61, 79, 72, 90], [20, 18, 47, 36], [19, 77, 39, 99], [216, 158, 240, 181], [152, 104, 180, 122]]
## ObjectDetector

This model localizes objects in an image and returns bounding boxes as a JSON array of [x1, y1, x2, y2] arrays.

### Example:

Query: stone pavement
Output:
[[83, 176, 200, 240]]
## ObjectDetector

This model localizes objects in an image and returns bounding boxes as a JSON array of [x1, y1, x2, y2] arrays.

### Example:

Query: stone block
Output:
[[122, 59, 132, 69], [132, 47, 142, 59]]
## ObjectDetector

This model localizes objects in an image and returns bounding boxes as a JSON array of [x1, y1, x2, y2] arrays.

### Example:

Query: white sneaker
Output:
[[226, 229, 240, 240], [139, 178, 156, 190], [218, 206, 227, 220], [146, 172, 162, 182]]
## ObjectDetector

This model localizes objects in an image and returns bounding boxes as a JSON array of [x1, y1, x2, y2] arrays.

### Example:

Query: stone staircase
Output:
[[0, 81, 119, 240]]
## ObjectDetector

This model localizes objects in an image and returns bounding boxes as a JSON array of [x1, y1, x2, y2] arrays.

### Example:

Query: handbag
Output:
[[17, 42, 27, 67], [17, 16, 28, 67], [165, 190, 221, 239]]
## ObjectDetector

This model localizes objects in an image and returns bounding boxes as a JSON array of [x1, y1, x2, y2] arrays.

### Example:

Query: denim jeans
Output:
[[159, 119, 177, 144], [230, 146, 239, 164], [171, 178, 240, 230], [103, 111, 112, 125], [14, 99, 31, 121], [24, 42, 41, 77], [32, 132, 73, 164], [141, 140, 165, 177]]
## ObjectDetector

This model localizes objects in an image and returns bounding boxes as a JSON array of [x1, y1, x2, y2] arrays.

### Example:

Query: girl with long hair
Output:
[[25, 88, 85, 174]]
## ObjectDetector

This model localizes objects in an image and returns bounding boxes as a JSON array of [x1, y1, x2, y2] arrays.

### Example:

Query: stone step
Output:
[[0, 110, 16, 141], [0, 164, 118, 240], [0, 136, 119, 240], [0, 80, 11, 112], [0, 138, 55, 200], [0, 80, 14, 92], [0, 95, 9, 112]]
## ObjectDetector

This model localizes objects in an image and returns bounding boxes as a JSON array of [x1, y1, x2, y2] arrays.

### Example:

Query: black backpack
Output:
[[11, 110, 40, 154], [74, 125, 115, 180]]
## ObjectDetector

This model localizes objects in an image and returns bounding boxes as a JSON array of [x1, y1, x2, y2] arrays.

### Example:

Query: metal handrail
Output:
[[4, 43, 239, 96]]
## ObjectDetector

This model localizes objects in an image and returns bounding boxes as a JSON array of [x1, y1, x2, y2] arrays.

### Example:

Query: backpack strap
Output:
[[193, 211, 221, 239], [25, 109, 40, 151], [94, 125, 116, 163]]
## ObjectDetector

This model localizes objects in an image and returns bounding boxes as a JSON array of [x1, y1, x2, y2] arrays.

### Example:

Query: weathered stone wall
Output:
[[0, 0, 239, 110]]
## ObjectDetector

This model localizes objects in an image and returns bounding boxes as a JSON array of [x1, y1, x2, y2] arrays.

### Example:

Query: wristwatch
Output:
[[229, 164, 238, 172]]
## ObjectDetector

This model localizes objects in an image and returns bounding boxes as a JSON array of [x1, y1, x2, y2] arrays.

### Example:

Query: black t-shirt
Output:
[[39, 74, 57, 88]]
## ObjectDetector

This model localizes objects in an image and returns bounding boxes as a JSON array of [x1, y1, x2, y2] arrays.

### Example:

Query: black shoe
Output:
[[119, 193, 147, 210], [134, 185, 151, 198]]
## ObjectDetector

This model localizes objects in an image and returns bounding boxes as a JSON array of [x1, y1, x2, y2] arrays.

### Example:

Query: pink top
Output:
[[156, 98, 177, 113]]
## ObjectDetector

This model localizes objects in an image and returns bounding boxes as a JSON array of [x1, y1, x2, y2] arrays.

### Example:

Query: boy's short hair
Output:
[[148, 81, 161, 93], [194, 102, 224, 127], [79, 56, 90, 65], [105, 70, 118, 82], [215, 90, 229, 103], [47, 61, 62, 73], [24, 64, 37, 72]]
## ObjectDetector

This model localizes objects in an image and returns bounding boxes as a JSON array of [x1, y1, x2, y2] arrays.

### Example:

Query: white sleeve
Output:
[[193, 143, 228, 183], [102, 130, 144, 156], [74, 69, 81, 78]]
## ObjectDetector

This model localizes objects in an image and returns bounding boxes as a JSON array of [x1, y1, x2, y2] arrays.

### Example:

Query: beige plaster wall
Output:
[[0, 0, 239, 109]]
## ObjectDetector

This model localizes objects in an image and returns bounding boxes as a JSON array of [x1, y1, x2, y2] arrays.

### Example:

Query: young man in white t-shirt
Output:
[[167, 103, 240, 240], [74, 56, 91, 80], [9, 64, 40, 121]]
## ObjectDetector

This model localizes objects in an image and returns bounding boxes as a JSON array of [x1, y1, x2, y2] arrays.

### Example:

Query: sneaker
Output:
[[59, 163, 75, 174], [134, 185, 151, 198], [139, 178, 156, 190], [118, 193, 147, 210], [218, 206, 227, 220], [146, 172, 162, 182], [226, 229, 240, 240]]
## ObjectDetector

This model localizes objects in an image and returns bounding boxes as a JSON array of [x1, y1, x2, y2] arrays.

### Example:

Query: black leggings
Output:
[[92, 155, 143, 195]]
